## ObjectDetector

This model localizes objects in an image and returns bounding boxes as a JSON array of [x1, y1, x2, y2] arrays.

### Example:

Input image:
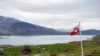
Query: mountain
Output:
[[56, 29, 100, 35], [0, 16, 99, 35], [81, 29, 100, 35], [56, 29, 70, 32], [0, 16, 67, 35]]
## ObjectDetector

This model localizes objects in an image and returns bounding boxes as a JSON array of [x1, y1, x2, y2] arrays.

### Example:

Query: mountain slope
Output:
[[0, 16, 99, 35], [56, 29, 100, 35], [0, 16, 66, 35], [81, 29, 100, 35]]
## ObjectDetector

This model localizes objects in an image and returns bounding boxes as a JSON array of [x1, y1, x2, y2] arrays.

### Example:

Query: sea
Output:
[[0, 35, 95, 45]]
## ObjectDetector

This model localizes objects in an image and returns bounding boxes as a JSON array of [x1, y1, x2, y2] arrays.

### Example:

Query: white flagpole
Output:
[[79, 22, 84, 56]]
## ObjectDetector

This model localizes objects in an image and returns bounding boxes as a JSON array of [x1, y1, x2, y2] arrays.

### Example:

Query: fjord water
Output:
[[0, 35, 94, 45]]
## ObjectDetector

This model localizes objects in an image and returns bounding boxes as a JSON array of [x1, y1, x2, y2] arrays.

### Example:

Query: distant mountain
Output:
[[56, 29, 70, 32], [0, 16, 99, 35], [0, 16, 67, 35], [56, 29, 100, 35], [81, 29, 100, 35]]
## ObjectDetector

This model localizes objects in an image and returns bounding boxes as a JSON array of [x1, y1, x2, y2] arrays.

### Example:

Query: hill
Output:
[[81, 29, 100, 35], [0, 16, 100, 35], [56, 29, 100, 35], [0, 16, 67, 35]]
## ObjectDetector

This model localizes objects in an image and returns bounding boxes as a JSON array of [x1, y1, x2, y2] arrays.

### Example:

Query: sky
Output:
[[0, 0, 100, 30]]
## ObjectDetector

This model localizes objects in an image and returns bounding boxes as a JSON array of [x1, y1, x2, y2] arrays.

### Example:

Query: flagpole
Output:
[[79, 22, 84, 56]]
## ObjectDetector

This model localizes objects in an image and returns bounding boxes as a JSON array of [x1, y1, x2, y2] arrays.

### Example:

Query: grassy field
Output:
[[0, 35, 100, 56]]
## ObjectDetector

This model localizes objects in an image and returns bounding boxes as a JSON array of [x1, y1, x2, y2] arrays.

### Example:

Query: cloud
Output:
[[0, 0, 100, 30]]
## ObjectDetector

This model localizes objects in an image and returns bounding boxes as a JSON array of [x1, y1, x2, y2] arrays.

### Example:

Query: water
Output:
[[0, 35, 95, 45]]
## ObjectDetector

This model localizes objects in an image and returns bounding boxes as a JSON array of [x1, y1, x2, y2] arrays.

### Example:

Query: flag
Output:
[[70, 24, 80, 36], [70, 22, 84, 56]]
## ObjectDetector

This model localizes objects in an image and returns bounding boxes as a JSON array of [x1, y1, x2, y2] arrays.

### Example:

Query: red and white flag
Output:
[[70, 24, 80, 36]]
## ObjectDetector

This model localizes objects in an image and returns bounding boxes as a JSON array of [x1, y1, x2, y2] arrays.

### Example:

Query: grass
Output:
[[3, 42, 99, 55], [0, 35, 100, 56]]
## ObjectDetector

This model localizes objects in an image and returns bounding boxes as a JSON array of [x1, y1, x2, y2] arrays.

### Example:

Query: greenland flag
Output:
[[70, 24, 80, 36]]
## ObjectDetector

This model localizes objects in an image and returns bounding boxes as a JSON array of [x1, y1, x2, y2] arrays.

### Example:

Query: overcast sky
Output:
[[0, 0, 100, 30]]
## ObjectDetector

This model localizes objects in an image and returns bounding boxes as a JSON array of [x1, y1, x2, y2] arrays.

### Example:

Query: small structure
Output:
[[50, 53, 56, 56], [22, 45, 32, 55]]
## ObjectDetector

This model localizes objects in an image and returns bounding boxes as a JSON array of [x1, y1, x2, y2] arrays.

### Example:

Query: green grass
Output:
[[1, 35, 100, 55], [3, 42, 99, 55], [4, 46, 22, 54]]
